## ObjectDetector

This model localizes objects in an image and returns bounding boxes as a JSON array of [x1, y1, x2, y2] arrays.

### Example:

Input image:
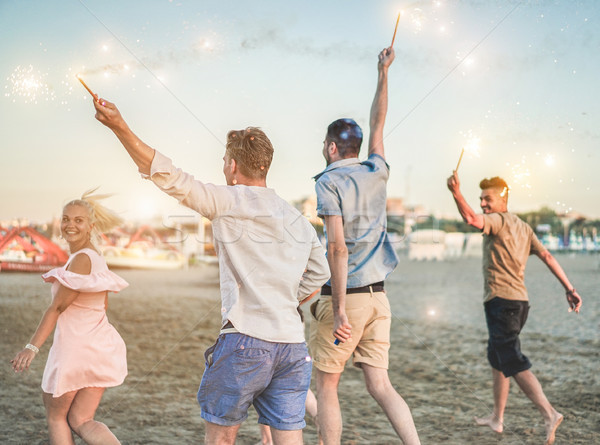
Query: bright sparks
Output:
[[410, 8, 425, 33], [196, 37, 216, 53], [398, 0, 447, 35], [4, 65, 55, 104], [460, 130, 482, 158], [509, 158, 532, 189]]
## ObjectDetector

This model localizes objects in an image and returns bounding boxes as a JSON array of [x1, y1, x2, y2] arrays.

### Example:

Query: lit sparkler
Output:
[[76, 74, 98, 101], [455, 148, 465, 171], [391, 12, 401, 47], [455, 131, 481, 172], [390, 1, 447, 37], [464, 134, 481, 157]]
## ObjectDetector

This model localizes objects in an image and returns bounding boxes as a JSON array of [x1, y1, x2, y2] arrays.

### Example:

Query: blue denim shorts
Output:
[[484, 297, 532, 377], [197, 333, 312, 430]]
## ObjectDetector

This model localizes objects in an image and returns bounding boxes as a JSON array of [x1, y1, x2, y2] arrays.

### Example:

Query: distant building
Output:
[[386, 197, 404, 216], [293, 195, 321, 225], [295, 195, 429, 227]]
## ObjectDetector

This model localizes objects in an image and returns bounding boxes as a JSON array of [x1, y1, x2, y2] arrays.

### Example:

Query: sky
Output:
[[1, 0, 599, 224]]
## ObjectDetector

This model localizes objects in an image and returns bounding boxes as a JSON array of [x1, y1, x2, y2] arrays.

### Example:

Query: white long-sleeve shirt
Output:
[[144, 151, 330, 343]]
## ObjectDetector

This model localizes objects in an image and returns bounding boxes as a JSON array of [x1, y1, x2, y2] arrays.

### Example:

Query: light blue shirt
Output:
[[314, 153, 399, 288]]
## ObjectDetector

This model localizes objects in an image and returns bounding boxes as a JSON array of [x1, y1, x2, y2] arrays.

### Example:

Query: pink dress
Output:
[[41, 248, 128, 397]]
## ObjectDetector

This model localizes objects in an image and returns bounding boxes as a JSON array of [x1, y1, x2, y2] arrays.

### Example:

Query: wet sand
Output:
[[1, 255, 598, 444]]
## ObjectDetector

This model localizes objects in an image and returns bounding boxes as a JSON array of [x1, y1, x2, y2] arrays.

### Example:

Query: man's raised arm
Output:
[[447, 171, 484, 230], [368, 47, 395, 159], [93, 99, 155, 175]]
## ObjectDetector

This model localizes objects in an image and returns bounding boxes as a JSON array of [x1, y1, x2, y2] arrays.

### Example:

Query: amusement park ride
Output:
[[0, 226, 68, 272], [0, 224, 190, 272]]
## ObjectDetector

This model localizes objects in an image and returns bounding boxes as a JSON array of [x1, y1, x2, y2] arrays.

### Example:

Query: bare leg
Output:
[[204, 421, 240, 445], [513, 370, 563, 445], [362, 364, 420, 445], [270, 428, 303, 445], [257, 424, 273, 445], [259, 389, 319, 445], [305, 388, 323, 445], [315, 369, 343, 445], [475, 368, 508, 433], [305, 388, 318, 419], [67, 387, 120, 445], [42, 391, 77, 445]]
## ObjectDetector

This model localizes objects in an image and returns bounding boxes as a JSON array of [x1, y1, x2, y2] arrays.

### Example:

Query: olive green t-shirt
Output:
[[481, 212, 546, 302]]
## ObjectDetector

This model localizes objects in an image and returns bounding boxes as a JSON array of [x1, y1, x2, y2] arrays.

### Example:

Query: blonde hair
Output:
[[64, 188, 123, 238], [226, 127, 274, 179]]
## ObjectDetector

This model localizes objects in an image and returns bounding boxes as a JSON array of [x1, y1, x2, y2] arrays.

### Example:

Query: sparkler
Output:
[[76, 74, 98, 101], [455, 133, 481, 171], [455, 148, 465, 172], [391, 12, 401, 47]]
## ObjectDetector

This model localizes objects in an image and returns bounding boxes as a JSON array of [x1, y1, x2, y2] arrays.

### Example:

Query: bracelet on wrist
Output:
[[25, 343, 39, 354], [566, 288, 576, 295]]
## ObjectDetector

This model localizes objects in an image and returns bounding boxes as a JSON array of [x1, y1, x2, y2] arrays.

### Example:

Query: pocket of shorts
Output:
[[234, 347, 270, 358], [499, 306, 523, 334], [310, 300, 319, 320], [313, 298, 333, 323], [231, 347, 272, 375], [204, 339, 219, 368]]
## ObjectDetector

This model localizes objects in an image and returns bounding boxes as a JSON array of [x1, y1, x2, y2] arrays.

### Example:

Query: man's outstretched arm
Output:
[[93, 99, 155, 175], [535, 250, 582, 313], [368, 47, 395, 160], [447, 171, 484, 229]]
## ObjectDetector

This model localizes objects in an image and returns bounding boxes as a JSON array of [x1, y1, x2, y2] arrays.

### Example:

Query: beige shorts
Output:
[[308, 290, 391, 373]]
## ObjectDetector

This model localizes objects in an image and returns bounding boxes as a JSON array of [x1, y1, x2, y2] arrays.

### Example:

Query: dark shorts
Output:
[[197, 333, 312, 430], [484, 297, 531, 377]]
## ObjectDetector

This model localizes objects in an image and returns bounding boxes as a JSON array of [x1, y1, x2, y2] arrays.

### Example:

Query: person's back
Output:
[[205, 184, 325, 342], [93, 102, 330, 444], [314, 154, 397, 288], [309, 48, 421, 445]]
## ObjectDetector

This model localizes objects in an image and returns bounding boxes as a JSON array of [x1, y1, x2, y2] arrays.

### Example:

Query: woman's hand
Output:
[[11, 347, 37, 373]]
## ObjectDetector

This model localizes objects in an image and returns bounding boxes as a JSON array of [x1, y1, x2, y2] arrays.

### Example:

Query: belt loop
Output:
[[369, 285, 374, 297]]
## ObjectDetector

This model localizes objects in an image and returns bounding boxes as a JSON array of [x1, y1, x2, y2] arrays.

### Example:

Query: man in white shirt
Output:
[[93, 100, 330, 445]]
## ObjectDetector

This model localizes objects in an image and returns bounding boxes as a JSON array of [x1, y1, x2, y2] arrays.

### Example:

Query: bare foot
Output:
[[474, 413, 503, 433], [544, 412, 563, 445]]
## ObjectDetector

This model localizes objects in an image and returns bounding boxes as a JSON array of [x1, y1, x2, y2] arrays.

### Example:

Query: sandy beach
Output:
[[1, 254, 598, 444]]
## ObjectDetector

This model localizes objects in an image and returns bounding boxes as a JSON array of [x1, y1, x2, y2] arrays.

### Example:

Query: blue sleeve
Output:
[[366, 153, 390, 179], [315, 177, 342, 218]]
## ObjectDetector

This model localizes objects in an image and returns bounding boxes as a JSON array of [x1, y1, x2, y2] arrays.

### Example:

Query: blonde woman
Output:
[[11, 190, 128, 445]]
